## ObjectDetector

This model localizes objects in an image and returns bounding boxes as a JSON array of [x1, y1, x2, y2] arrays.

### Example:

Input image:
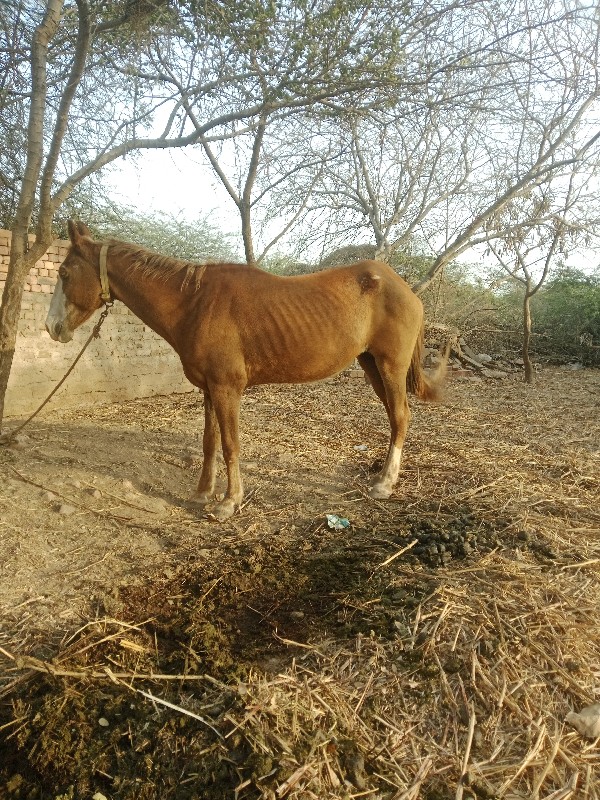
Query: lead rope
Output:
[[0, 302, 113, 445], [99, 244, 110, 303], [0, 244, 113, 445]]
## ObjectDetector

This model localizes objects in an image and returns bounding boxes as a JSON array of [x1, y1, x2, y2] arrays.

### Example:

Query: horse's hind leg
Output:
[[190, 390, 219, 504], [358, 353, 388, 413], [366, 355, 411, 500]]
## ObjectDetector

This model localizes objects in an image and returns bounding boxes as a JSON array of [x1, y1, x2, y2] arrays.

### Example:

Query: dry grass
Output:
[[222, 554, 600, 799], [0, 367, 598, 799]]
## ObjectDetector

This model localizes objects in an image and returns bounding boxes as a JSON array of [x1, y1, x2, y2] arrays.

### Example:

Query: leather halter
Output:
[[99, 244, 111, 303]]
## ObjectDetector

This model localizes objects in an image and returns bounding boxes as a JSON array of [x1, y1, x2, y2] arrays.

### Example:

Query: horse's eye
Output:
[[59, 266, 68, 279]]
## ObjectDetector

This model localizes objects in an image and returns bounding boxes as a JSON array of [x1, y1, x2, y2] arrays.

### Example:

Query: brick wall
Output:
[[1, 230, 193, 418]]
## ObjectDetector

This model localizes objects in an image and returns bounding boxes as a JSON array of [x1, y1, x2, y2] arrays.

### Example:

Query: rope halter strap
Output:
[[99, 243, 111, 303]]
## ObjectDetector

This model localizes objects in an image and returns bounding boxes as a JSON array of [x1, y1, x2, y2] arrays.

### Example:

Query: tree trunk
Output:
[[240, 201, 256, 265], [0, 233, 50, 429], [522, 289, 534, 384], [0, 1, 63, 431], [374, 239, 390, 262], [0, 247, 26, 429], [239, 114, 266, 267]]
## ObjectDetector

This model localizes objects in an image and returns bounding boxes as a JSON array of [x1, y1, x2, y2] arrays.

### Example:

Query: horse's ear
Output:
[[67, 219, 79, 244], [76, 221, 92, 237], [67, 219, 94, 246], [67, 219, 96, 262], [67, 219, 92, 242]]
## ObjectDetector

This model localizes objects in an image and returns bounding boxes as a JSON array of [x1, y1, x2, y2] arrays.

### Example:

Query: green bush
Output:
[[531, 267, 600, 365]]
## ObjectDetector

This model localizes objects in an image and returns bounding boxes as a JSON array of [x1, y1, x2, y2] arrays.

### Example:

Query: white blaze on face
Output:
[[45, 277, 73, 342]]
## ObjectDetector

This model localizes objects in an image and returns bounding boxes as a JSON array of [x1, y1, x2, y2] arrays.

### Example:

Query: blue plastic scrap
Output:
[[326, 514, 350, 530]]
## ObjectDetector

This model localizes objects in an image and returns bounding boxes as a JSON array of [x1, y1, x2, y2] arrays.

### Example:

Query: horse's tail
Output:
[[406, 321, 447, 401]]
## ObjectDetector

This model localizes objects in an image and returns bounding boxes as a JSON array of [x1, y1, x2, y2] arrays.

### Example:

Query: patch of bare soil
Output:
[[0, 368, 599, 799]]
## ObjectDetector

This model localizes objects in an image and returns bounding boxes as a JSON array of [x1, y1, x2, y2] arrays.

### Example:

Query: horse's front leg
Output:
[[189, 390, 219, 504], [209, 383, 244, 521]]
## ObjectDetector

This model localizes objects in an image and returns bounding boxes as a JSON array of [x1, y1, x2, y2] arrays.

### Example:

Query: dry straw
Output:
[[0, 367, 599, 798]]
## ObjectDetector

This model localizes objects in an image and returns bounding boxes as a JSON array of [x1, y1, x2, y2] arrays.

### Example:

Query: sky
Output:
[[107, 146, 600, 275], [107, 147, 240, 235]]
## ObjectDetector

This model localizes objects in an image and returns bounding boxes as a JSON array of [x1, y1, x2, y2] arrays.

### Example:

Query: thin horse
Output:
[[46, 220, 443, 521]]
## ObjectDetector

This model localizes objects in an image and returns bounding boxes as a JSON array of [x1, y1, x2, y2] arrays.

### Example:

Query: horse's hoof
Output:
[[369, 483, 392, 500], [210, 499, 237, 521], [187, 491, 212, 506]]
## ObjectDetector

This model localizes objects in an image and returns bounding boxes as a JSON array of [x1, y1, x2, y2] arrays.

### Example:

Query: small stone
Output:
[[9, 434, 30, 451], [90, 488, 102, 499], [481, 368, 508, 379], [182, 448, 202, 466], [98, 717, 110, 728], [43, 491, 56, 502], [290, 611, 305, 620], [58, 504, 77, 515], [565, 704, 600, 739], [70, 479, 82, 489], [122, 479, 135, 490], [450, 369, 473, 378]]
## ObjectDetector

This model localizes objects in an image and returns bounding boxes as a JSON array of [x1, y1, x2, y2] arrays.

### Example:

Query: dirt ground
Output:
[[0, 367, 599, 799]]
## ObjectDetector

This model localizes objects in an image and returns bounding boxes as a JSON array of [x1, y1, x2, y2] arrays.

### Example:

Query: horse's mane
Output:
[[107, 239, 212, 291]]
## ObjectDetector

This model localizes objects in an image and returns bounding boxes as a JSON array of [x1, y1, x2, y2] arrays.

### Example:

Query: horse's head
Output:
[[45, 220, 105, 342]]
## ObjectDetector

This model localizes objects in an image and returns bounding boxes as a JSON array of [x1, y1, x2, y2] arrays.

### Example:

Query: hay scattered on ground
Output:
[[0, 367, 599, 799]]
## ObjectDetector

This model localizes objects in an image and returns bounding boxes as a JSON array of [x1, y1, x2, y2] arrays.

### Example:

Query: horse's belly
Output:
[[247, 339, 361, 385]]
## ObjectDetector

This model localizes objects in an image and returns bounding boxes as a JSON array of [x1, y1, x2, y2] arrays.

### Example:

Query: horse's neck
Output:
[[108, 262, 190, 347]]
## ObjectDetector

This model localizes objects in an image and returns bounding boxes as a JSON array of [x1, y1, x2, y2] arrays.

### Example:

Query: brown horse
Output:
[[46, 220, 443, 520]]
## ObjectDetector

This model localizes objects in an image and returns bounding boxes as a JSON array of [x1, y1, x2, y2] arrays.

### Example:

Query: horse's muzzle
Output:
[[45, 320, 73, 343]]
